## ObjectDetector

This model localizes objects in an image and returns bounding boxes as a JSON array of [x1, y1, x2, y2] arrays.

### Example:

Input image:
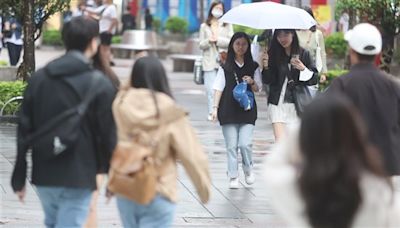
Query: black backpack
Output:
[[23, 71, 102, 161]]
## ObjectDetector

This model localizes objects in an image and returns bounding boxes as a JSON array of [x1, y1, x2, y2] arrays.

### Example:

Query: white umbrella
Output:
[[219, 2, 316, 30]]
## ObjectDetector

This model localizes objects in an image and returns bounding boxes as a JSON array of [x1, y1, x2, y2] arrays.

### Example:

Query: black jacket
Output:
[[11, 51, 117, 191], [328, 63, 400, 175], [262, 49, 318, 105]]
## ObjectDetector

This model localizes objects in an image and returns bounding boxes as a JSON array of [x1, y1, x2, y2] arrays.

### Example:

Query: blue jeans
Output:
[[116, 194, 176, 228], [36, 186, 92, 228], [222, 124, 254, 178], [204, 70, 217, 115]]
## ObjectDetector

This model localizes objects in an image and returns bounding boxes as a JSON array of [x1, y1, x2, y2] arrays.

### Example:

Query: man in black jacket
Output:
[[328, 23, 400, 177], [11, 16, 116, 227]]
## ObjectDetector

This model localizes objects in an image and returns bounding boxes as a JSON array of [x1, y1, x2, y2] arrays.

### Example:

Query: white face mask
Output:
[[211, 9, 223, 19]]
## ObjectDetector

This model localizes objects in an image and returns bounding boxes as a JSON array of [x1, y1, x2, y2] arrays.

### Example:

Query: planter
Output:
[[0, 67, 18, 81], [326, 55, 346, 70]]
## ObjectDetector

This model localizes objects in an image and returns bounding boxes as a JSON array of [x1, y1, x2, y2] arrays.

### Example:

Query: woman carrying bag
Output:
[[199, 0, 233, 121], [212, 32, 262, 189], [261, 29, 318, 142], [110, 57, 211, 227], [297, 6, 328, 96]]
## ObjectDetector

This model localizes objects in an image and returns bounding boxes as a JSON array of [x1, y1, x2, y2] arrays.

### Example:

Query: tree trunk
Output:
[[17, 0, 35, 81]]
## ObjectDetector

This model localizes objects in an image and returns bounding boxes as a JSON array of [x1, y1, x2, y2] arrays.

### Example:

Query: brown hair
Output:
[[298, 95, 387, 228]]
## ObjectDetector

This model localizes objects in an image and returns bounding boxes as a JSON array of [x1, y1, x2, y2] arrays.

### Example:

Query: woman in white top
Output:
[[261, 29, 318, 142], [264, 95, 400, 228], [297, 6, 328, 96], [211, 32, 262, 189], [199, 1, 233, 121]]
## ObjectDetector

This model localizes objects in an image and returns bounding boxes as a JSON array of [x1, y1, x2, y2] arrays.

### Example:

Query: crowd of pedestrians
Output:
[[6, 1, 400, 228]]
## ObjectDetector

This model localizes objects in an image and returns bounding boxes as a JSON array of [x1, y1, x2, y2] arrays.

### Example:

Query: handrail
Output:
[[0, 96, 23, 116]]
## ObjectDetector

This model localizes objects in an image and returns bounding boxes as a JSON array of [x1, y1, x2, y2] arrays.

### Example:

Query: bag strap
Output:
[[233, 72, 240, 85], [315, 32, 320, 47], [24, 71, 102, 145]]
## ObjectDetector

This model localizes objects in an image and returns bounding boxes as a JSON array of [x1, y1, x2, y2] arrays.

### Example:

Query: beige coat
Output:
[[297, 30, 328, 74], [112, 88, 211, 203], [199, 22, 233, 71]]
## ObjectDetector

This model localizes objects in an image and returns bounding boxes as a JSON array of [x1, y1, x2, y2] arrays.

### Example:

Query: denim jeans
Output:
[[222, 124, 254, 178], [204, 70, 217, 115], [6, 42, 22, 66], [116, 194, 176, 228], [36, 186, 92, 228]]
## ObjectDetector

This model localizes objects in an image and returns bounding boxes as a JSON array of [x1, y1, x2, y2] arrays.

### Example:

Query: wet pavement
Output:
[[0, 48, 286, 227]]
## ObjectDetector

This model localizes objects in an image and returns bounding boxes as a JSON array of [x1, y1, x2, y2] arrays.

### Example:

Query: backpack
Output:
[[107, 87, 164, 205], [107, 128, 161, 205], [23, 70, 102, 161]]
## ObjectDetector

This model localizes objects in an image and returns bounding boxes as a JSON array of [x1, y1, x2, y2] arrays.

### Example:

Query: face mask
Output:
[[211, 9, 223, 19]]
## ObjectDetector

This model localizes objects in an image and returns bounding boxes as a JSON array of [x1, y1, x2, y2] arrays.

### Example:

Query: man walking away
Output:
[[327, 23, 400, 179], [11, 16, 116, 227]]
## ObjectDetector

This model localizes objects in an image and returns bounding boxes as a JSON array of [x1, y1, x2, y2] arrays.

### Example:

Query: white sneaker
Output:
[[229, 178, 240, 189], [245, 172, 255, 185]]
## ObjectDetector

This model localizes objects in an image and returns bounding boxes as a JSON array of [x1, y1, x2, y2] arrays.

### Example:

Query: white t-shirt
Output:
[[89, 4, 117, 34], [213, 61, 263, 92]]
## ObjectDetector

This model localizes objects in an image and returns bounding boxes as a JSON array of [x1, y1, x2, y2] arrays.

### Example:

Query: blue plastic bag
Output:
[[233, 82, 255, 111]]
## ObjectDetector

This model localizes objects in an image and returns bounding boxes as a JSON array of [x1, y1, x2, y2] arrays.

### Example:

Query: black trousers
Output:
[[7, 42, 22, 66]]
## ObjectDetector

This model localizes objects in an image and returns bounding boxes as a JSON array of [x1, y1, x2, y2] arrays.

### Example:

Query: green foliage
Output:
[[43, 29, 63, 46], [0, 81, 26, 115], [111, 35, 122, 44], [335, 0, 400, 36], [233, 25, 264, 37], [165, 16, 188, 34], [319, 69, 349, 91], [0, 61, 8, 67], [325, 33, 347, 58], [0, 0, 71, 38], [152, 18, 162, 33]]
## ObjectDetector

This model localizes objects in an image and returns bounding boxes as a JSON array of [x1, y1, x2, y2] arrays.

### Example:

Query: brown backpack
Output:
[[107, 129, 161, 205]]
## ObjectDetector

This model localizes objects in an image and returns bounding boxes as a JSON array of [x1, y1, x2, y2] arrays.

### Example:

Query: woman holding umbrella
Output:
[[261, 29, 318, 142]]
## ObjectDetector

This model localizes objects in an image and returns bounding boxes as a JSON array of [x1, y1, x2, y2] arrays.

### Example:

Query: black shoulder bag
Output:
[[287, 64, 312, 117]]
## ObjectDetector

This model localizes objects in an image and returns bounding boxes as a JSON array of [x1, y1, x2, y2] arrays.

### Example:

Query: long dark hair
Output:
[[93, 47, 120, 89], [205, 1, 225, 26], [130, 56, 173, 98], [298, 95, 386, 228], [224, 32, 254, 72], [268, 29, 300, 69]]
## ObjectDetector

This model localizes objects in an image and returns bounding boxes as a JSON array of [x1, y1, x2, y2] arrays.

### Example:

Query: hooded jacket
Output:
[[11, 51, 116, 191], [112, 88, 211, 203]]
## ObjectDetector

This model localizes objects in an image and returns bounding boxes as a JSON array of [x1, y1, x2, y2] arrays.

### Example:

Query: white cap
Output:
[[344, 23, 382, 55]]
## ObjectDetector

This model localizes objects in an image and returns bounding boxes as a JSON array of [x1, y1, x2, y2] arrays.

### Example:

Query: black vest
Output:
[[218, 61, 258, 125]]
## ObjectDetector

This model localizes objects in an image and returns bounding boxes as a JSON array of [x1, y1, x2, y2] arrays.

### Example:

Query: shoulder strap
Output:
[[24, 71, 103, 145], [315, 32, 320, 47]]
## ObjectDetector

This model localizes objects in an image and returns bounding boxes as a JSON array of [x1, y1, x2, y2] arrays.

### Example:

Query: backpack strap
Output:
[[24, 71, 103, 146]]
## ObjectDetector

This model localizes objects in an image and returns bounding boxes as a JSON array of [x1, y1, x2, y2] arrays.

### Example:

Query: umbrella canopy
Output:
[[219, 2, 316, 30]]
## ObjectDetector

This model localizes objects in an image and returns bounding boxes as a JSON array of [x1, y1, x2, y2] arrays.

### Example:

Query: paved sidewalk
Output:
[[0, 49, 287, 227]]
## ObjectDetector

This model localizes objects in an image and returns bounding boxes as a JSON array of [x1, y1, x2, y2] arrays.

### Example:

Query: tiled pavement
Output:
[[0, 48, 287, 227]]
